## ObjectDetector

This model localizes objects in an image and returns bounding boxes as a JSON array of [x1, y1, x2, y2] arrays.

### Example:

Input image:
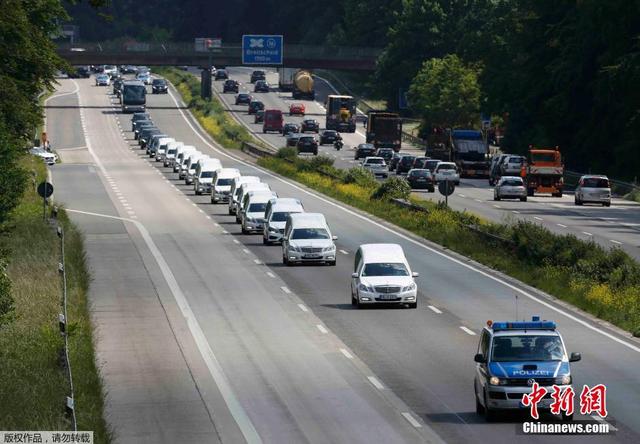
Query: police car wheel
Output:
[[475, 394, 485, 415], [483, 392, 497, 422], [351, 293, 357, 307]]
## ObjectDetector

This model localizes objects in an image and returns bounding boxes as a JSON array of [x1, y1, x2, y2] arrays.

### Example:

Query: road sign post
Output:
[[37, 181, 54, 222], [438, 179, 455, 207], [242, 35, 283, 65]]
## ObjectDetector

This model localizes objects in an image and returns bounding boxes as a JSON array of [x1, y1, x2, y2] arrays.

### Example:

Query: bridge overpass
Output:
[[56, 42, 381, 71]]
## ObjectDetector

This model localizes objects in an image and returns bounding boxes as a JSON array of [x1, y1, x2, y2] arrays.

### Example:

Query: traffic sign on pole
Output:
[[242, 35, 283, 65]]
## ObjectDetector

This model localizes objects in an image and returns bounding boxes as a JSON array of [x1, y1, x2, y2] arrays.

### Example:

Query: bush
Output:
[[371, 176, 411, 200], [276, 147, 297, 159], [343, 167, 378, 189], [0, 260, 14, 324]]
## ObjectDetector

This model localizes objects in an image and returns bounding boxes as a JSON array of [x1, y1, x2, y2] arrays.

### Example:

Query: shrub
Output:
[[276, 147, 297, 159], [371, 176, 411, 200], [343, 167, 378, 189]]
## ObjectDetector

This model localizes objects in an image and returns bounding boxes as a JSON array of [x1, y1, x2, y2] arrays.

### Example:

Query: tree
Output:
[[408, 55, 481, 130]]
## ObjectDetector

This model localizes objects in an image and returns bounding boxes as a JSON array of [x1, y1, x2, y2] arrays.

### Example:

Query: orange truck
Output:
[[522, 147, 564, 197]]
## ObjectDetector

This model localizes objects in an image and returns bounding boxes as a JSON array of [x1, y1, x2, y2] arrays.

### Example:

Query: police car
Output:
[[473, 317, 581, 421]]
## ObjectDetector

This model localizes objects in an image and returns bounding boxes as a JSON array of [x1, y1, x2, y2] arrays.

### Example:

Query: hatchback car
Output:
[[412, 156, 430, 169], [376, 148, 395, 162], [136, 73, 152, 85], [248, 100, 264, 114], [297, 136, 319, 155], [574, 175, 611, 206], [254, 109, 265, 123], [424, 159, 441, 173], [319, 130, 339, 145], [301, 119, 320, 133], [215, 69, 228, 80], [235, 93, 252, 105], [289, 103, 305, 116], [223, 79, 239, 93], [406, 169, 435, 191], [95, 74, 110, 86], [362, 157, 388, 178], [396, 155, 417, 175], [286, 133, 303, 147], [354, 143, 376, 160], [282, 123, 300, 136], [254, 80, 269, 92], [250, 70, 266, 83], [151, 78, 168, 94], [494, 176, 527, 201], [434, 162, 460, 184], [388, 152, 403, 171]]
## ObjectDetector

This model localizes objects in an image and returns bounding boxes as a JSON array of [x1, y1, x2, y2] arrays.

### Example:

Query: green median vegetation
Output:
[[259, 149, 640, 336], [156, 67, 255, 149], [0, 156, 110, 441]]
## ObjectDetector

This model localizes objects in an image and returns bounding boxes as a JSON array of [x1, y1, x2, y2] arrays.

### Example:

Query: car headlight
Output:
[[358, 283, 374, 292], [489, 376, 501, 386], [402, 282, 417, 292], [268, 227, 279, 233], [322, 245, 335, 252], [556, 375, 571, 385], [288, 245, 301, 252]]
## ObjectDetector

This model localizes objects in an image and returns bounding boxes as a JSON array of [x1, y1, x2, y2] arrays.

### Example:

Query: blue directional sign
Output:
[[242, 35, 283, 65]]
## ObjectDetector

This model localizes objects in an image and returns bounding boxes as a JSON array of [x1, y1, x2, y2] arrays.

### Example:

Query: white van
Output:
[[184, 153, 206, 185], [282, 213, 337, 266], [211, 168, 241, 203], [194, 158, 222, 195], [228, 176, 261, 215], [174, 145, 196, 173], [151, 136, 173, 157], [234, 182, 270, 222], [263, 198, 304, 244], [236, 182, 277, 224], [156, 138, 177, 162], [350, 244, 418, 308], [178, 148, 199, 178], [164, 141, 184, 167], [241, 191, 278, 234]]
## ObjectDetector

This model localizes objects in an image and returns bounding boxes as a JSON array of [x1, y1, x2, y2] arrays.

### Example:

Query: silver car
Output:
[[494, 176, 527, 201], [574, 175, 611, 207], [362, 157, 388, 178]]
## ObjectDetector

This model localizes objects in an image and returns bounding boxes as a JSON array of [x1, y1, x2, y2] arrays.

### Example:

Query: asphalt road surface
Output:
[[46, 75, 640, 443], [210, 67, 640, 260]]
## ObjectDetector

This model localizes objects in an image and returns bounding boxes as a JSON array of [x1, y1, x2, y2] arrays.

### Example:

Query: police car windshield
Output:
[[362, 263, 409, 277], [491, 335, 564, 362]]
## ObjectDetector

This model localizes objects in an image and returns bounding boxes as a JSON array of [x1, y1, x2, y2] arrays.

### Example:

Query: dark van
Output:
[[263, 109, 284, 134]]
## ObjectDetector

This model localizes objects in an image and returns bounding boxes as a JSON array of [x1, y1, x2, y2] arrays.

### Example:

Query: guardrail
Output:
[[241, 141, 275, 158]]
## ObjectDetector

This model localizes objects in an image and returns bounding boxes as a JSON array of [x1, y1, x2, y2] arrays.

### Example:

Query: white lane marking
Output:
[[339, 249, 349, 255], [242, 248, 250, 254], [458, 194, 466, 198], [253, 259, 261, 264], [474, 199, 482, 203], [493, 204, 501, 208], [610, 239, 622, 245], [428, 305, 443, 314], [582, 231, 593, 236], [64, 208, 262, 443], [192, 203, 197, 207], [340, 348, 354, 359], [167, 81, 640, 355], [367, 376, 384, 390], [198, 209, 204, 214], [222, 230, 229, 234], [401, 412, 422, 428], [214, 223, 220, 227], [316, 324, 328, 334], [233, 239, 240, 244], [281, 286, 291, 294], [512, 210, 520, 214], [557, 223, 567, 228], [460, 326, 476, 336], [534, 216, 544, 221], [266, 272, 276, 278], [206, 215, 211, 220], [297, 304, 309, 313]]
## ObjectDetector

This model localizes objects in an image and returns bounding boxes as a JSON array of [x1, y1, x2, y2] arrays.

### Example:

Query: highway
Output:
[[211, 68, 640, 260], [47, 76, 640, 443]]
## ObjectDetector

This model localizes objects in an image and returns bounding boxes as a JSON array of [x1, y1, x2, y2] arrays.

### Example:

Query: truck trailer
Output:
[[366, 111, 402, 151], [325, 95, 356, 132]]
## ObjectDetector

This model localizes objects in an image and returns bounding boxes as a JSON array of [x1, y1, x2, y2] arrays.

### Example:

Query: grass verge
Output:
[[156, 67, 256, 149], [0, 156, 110, 442], [259, 152, 640, 336]]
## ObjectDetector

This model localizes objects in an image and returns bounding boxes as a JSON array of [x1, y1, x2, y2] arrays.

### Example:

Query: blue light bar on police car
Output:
[[491, 319, 556, 331]]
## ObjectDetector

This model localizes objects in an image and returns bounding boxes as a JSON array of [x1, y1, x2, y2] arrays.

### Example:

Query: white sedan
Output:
[[29, 147, 58, 165], [434, 162, 460, 185], [95, 74, 110, 86]]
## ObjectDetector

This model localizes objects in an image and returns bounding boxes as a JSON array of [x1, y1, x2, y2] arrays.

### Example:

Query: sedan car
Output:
[[29, 147, 58, 165], [254, 80, 269, 93], [254, 109, 265, 123], [215, 69, 229, 80], [354, 143, 376, 160], [296, 135, 318, 155], [301, 119, 320, 133], [406, 169, 435, 191], [151, 78, 168, 94], [375, 148, 395, 162], [223, 79, 239, 93], [433, 161, 460, 185], [248, 100, 264, 115], [250, 70, 266, 83], [235, 93, 252, 105], [286, 132, 304, 147], [412, 156, 430, 169], [494, 176, 527, 201], [282, 123, 300, 136], [362, 157, 388, 178], [424, 159, 441, 173], [319, 130, 339, 145], [136, 73, 152, 85], [289, 103, 305, 116], [95, 74, 110, 86], [574, 175, 611, 206], [396, 155, 417, 175]]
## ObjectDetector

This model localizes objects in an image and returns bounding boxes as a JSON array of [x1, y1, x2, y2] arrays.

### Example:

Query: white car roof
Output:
[[500, 176, 523, 181], [216, 168, 240, 178], [187, 153, 204, 163], [241, 182, 270, 192], [436, 162, 456, 167], [198, 158, 221, 168], [234, 176, 260, 185], [358, 243, 407, 264], [364, 157, 384, 161], [167, 141, 183, 149], [580, 174, 609, 180], [247, 191, 277, 204], [288, 213, 327, 229], [271, 201, 304, 213]]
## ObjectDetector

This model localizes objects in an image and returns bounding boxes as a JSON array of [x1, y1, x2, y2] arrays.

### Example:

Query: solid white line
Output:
[[297, 304, 309, 312], [557, 223, 567, 228], [493, 204, 501, 208], [401, 412, 422, 428], [534, 216, 543, 221], [339, 249, 349, 255], [458, 194, 466, 198], [460, 326, 476, 336], [266, 272, 276, 278], [512, 210, 520, 214], [280, 286, 291, 294], [316, 324, 328, 334], [340, 348, 354, 359], [610, 239, 622, 245], [582, 231, 593, 236], [367, 376, 384, 390], [428, 305, 443, 314], [253, 259, 261, 264], [166, 81, 640, 355]]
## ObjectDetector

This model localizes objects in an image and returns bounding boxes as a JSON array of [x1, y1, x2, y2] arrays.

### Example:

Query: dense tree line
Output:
[[65, 0, 640, 178]]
